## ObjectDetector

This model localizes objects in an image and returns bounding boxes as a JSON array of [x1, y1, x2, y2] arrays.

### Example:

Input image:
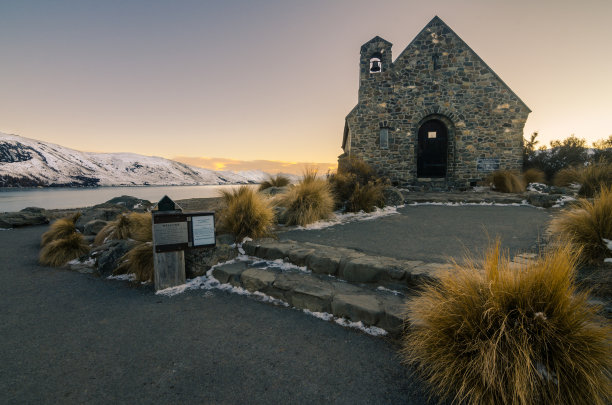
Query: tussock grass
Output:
[[259, 174, 290, 191], [346, 182, 385, 213], [578, 161, 612, 198], [337, 156, 377, 183], [39, 232, 90, 267], [489, 170, 526, 193], [551, 185, 612, 264], [278, 169, 335, 226], [40, 213, 81, 247], [94, 212, 152, 245], [402, 243, 612, 405], [553, 166, 582, 187], [522, 168, 546, 185], [114, 242, 154, 282], [217, 186, 274, 240]]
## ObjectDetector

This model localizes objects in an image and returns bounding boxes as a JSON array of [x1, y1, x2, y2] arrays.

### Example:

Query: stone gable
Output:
[[342, 16, 530, 188]]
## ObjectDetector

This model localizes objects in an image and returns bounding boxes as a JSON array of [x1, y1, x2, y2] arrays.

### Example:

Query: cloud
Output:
[[172, 156, 337, 175]]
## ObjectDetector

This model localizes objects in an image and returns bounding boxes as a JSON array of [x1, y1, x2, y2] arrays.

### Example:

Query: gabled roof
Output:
[[395, 16, 531, 112], [360, 35, 393, 50]]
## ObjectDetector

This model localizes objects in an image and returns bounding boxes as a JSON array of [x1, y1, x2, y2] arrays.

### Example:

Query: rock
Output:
[[259, 186, 289, 196], [383, 186, 404, 206], [83, 220, 108, 236], [331, 294, 384, 325], [527, 193, 558, 208], [211, 262, 248, 286], [101, 195, 152, 211], [0, 209, 49, 228], [216, 234, 235, 246], [241, 268, 277, 292], [75, 206, 127, 232], [341, 256, 407, 283], [290, 277, 333, 313], [93, 239, 138, 276], [376, 295, 407, 336], [185, 244, 238, 278]]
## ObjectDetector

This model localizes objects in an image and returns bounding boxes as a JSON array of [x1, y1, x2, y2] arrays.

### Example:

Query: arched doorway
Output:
[[417, 119, 448, 177]]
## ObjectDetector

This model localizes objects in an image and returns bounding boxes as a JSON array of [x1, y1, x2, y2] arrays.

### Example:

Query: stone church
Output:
[[341, 16, 530, 188]]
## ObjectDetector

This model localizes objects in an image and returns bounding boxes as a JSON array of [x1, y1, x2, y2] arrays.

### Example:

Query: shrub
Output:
[[278, 170, 335, 226], [94, 212, 152, 245], [217, 186, 274, 240], [489, 170, 525, 193], [259, 174, 290, 191], [40, 212, 81, 247], [402, 243, 611, 405], [346, 182, 385, 213], [337, 156, 377, 184], [578, 161, 612, 198], [553, 166, 582, 187], [550, 185, 612, 264], [39, 232, 90, 267], [522, 168, 546, 185], [114, 242, 154, 282]]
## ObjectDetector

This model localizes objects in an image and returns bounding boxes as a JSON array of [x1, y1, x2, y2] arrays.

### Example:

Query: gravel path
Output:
[[0, 226, 433, 405]]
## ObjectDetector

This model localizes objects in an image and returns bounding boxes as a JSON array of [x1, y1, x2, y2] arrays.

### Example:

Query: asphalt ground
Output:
[[280, 205, 555, 263], [0, 226, 432, 405]]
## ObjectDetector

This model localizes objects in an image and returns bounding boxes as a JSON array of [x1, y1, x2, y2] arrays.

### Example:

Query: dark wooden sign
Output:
[[152, 211, 215, 253]]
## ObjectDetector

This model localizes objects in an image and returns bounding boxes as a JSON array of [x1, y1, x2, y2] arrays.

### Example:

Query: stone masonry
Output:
[[342, 16, 530, 188]]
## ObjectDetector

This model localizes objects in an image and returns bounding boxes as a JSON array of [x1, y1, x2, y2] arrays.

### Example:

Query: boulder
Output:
[[259, 186, 289, 196], [383, 186, 405, 206], [241, 268, 277, 292], [93, 239, 138, 276], [331, 294, 383, 325], [100, 195, 152, 211], [185, 244, 239, 278], [75, 206, 127, 232], [211, 261, 248, 286], [83, 220, 108, 236], [0, 208, 49, 228]]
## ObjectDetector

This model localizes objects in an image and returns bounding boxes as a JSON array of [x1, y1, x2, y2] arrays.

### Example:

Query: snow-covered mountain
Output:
[[0, 133, 271, 187]]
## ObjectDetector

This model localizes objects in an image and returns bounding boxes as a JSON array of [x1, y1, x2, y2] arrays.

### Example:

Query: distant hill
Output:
[[0, 133, 280, 187]]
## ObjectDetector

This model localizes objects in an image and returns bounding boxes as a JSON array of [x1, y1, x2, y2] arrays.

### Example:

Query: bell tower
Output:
[[359, 36, 393, 93]]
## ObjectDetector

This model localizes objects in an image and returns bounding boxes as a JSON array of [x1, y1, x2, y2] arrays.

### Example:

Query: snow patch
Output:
[[0, 228, 12, 231], [552, 195, 576, 208], [410, 201, 532, 207], [376, 286, 402, 296], [294, 206, 402, 230], [334, 318, 388, 336], [107, 273, 137, 282]]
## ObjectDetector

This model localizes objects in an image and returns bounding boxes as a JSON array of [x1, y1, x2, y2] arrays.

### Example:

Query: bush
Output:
[[217, 186, 274, 240], [337, 156, 378, 184], [40, 213, 81, 247], [578, 161, 612, 198], [522, 168, 546, 185], [550, 185, 612, 264], [553, 166, 582, 187], [94, 212, 152, 245], [39, 232, 90, 267], [346, 182, 385, 213], [402, 243, 611, 405], [114, 242, 154, 282], [489, 170, 525, 193], [259, 174, 290, 191], [278, 170, 335, 226]]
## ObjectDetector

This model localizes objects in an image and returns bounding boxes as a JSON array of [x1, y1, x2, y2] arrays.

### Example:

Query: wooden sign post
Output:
[[152, 195, 216, 291], [152, 196, 186, 291]]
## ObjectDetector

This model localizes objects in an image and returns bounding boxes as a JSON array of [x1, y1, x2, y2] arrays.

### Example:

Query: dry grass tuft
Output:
[[259, 174, 290, 191], [489, 170, 526, 193], [114, 242, 154, 282], [578, 161, 612, 198], [346, 182, 385, 213], [39, 232, 90, 267], [94, 212, 152, 245], [278, 170, 335, 226], [217, 186, 275, 240], [522, 168, 546, 185], [550, 185, 612, 264], [553, 166, 582, 187], [40, 213, 81, 247], [402, 242, 612, 405]]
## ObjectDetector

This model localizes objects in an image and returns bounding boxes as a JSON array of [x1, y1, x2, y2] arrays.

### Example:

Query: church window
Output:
[[380, 128, 389, 148]]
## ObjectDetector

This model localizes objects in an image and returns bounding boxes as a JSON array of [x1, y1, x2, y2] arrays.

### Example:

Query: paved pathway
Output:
[[280, 205, 554, 263], [0, 226, 432, 404]]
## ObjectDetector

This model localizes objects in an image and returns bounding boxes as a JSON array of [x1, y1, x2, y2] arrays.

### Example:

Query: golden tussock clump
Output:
[[40, 212, 81, 247], [114, 242, 154, 282], [553, 166, 582, 187], [217, 186, 275, 241], [522, 168, 546, 185], [550, 185, 612, 264], [39, 232, 90, 267], [278, 169, 335, 226], [578, 160, 612, 198], [259, 174, 290, 191], [401, 242, 611, 405], [346, 181, 385, 213], [489, 170, 526, 193], [94, 212, 152, 246]]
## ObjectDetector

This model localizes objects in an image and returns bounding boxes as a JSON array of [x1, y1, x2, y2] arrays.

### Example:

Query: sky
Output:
[[1, 0, 610, 173]]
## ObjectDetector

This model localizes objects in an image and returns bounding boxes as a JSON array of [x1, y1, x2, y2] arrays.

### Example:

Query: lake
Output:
[[0, 185, 254, 212]]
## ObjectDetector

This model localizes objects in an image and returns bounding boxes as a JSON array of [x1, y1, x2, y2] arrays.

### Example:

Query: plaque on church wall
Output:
[[477, 157, 500, 172]]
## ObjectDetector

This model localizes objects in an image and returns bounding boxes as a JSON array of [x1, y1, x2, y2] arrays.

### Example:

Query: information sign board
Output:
[[190, 213, 215, 247], [477, 157, 500, 172], [152, 211, 215, 252]]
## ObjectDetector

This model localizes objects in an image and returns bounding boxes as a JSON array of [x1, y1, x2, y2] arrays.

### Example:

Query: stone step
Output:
[[243, 239, 453, 291], [211, 259, 407, 336]]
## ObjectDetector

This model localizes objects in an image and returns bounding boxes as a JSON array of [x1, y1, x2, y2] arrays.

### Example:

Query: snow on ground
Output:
[[552, 195, 576, 208], [409, 200, 532, 207], [107, 273, 138, 282], [291, 206, 403, 231]]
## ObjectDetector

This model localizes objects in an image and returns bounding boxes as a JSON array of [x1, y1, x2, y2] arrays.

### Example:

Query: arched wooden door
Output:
[[417, 119, 448, 177]]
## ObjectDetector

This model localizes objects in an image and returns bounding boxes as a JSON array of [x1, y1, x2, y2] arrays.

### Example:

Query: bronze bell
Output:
[[370, 60, 381, 72]]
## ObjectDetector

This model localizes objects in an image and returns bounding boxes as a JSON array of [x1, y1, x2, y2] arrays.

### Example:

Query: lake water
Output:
[[0, 185, 253, 212]]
